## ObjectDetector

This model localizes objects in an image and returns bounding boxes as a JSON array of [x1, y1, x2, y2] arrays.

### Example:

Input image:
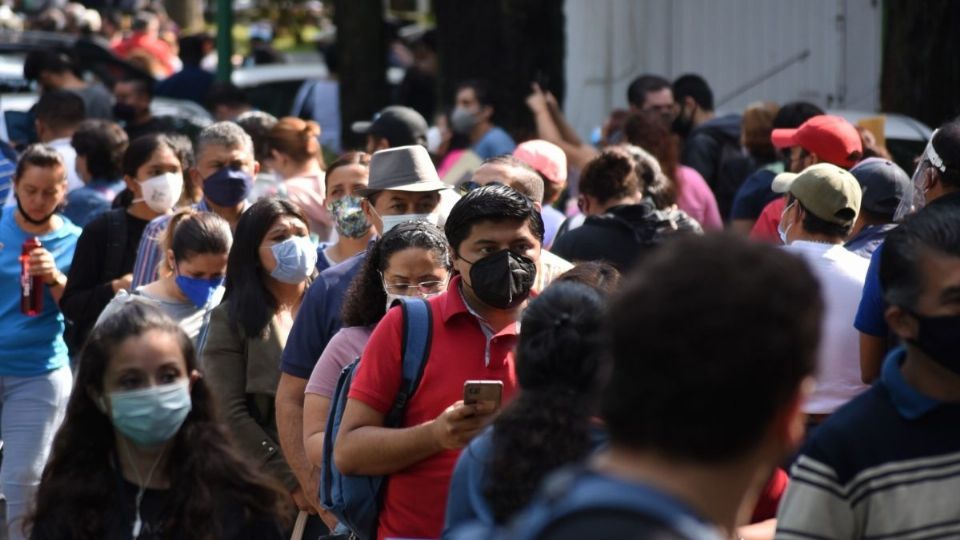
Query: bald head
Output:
[[471, 155, 544, 203]]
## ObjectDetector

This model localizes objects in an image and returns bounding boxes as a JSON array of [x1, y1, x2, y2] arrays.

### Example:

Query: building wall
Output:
[[564, 0, 882, 138]]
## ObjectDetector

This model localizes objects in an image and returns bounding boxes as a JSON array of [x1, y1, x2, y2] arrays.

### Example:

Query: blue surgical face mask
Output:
[[105, 380, 192, 447], [203, 167, 253, 207], [175, 271, 224, 309], [269, 235, 318, 284]]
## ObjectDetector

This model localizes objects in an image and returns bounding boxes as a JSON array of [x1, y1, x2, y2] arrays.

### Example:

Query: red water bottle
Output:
[[20, 237, 43, 316]]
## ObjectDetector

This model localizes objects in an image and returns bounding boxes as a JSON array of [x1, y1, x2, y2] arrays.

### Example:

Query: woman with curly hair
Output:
[[303, 220, 452, 469], [28, 302, 288, 539], [443, 281, 606, 532]]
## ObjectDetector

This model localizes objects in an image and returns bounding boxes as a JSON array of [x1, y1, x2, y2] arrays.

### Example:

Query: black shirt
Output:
[[30, 477, 285, 540], [61, 209, 149, 349], [551, 201, 698, 272]]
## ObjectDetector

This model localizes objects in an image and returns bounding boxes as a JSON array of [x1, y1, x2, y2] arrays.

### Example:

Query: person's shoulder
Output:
[[507, 469, 705, 540], [56, 214, 83, 238], [144, 212, 173, 231], [79, 209, 114, 234], [797, 386, 895, 479], [320, 250, 366, 279]]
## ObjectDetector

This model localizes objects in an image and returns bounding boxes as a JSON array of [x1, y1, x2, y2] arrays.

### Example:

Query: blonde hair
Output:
[[268, 117, 323, 165]]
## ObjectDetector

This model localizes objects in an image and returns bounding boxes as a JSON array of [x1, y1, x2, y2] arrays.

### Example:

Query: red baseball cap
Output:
[[770, 115, 863, 169]]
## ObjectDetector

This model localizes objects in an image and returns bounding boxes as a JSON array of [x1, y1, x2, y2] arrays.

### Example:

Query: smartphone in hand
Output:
[[463, 380, 503, 410]]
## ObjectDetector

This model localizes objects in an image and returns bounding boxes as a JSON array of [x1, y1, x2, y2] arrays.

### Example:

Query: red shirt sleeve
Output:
[[749, 197, 785, 244], [750, 467, 789, 522], [347, 306, 404, 415]]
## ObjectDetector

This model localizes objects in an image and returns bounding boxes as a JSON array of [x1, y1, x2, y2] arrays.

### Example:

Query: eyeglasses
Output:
[[380, 273, 447, 295]]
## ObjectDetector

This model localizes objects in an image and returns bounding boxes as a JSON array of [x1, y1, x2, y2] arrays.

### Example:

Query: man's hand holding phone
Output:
[[430, 381, 504, 450]]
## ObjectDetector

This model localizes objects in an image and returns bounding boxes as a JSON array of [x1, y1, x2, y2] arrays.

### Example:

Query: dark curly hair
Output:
[[341, 221, 451, 327], [579, 149, 641, 206], [27, 302, 289, 539], [483, 282, 606, 523]]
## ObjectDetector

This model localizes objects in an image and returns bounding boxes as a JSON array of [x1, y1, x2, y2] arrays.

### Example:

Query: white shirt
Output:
[[47, 138, 83, 193], [784, 241, 870, 414]]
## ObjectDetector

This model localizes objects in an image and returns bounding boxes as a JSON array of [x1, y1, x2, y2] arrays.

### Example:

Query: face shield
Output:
[[896, 129, 944, 221]]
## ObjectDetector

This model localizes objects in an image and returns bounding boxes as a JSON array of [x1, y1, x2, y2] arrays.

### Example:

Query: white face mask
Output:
[[778, 202, 796, 245], [380, 213, 440, 234], [134, 172, 183, 213]]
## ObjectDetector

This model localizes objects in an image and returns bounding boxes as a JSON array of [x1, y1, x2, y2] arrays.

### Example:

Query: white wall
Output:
[[564, 0, 882, 138]]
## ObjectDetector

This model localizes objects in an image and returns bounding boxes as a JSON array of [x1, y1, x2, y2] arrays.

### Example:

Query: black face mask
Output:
[[16, 195, 57, 225], [909, 311, 960, 374], [462, 249, 536, 310], [113, 102, 140, 123], [672, 104, 694, 138]]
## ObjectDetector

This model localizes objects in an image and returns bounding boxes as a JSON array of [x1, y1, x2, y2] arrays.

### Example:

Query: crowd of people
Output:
[[0, 4, 958, 540]]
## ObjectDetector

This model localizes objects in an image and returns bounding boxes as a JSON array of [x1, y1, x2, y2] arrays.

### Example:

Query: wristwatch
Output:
[[47, 271, 67, 288]]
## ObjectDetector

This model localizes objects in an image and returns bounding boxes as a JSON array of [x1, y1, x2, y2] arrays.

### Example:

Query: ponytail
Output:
[[483, 282, 606, 523]]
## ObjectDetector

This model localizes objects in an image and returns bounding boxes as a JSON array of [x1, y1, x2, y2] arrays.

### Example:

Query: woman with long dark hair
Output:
[[28, 302, 288, 539], [443, 281, 606, 531], [61, 133, 188, 351], [201, 197, 323, 534], [303, 221, 452, 468]]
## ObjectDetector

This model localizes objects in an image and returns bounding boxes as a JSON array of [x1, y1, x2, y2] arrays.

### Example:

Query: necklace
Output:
[[119, 438, 166, 539]]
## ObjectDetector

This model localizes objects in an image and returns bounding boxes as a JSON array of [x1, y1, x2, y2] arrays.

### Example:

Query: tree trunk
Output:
[[435, 0, 565, 141], [881, 0, 960, 127], [166, 0, 204, 33], [335, 0, 387, 150]]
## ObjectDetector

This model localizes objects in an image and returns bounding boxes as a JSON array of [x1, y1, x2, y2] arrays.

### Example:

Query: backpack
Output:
[[501, 467, 723, 540], [320, 297, 433, 540]]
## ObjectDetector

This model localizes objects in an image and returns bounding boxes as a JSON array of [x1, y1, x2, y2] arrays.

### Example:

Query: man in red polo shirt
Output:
[[334, 184, 543, 540]]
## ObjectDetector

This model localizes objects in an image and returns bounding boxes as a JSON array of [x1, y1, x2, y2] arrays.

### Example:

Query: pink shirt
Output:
[[677, 166, 722, 230], [284, 174, 330, 229], [305, 326, 372, 398]]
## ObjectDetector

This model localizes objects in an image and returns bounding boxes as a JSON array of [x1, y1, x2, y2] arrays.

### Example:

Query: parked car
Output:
[[831, 110, 932, 174]]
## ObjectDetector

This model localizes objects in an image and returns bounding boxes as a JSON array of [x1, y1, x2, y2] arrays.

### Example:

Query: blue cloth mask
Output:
[[175, 273, 224, 308], [203, 167, 253, 206], [270, 235, 318, 284], [106, 381, 192, 447]]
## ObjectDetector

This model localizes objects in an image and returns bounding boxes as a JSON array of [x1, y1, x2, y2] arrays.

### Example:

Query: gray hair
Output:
[[196, 121, 255, 161]]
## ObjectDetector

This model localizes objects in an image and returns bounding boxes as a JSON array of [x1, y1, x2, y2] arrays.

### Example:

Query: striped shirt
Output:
[[0, 155, 15, 206], [776, 347, 960, 540], [130, 200, 212, 288]]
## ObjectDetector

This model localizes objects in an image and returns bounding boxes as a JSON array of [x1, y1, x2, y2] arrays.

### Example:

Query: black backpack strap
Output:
[[102, 208, 127, 282]]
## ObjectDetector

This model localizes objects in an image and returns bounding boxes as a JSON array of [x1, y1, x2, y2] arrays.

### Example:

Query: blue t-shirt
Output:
[[844, 224, 895, 259], [730, 165, 782, 220], [855, 244, 888, 337], [495, 469, 721, 540], [280, 251, 366, 378], [445, 425, 608, 535], [472, 126, 516, 160], [63, 179, 125, 228], [0, 210, 81, 376]]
